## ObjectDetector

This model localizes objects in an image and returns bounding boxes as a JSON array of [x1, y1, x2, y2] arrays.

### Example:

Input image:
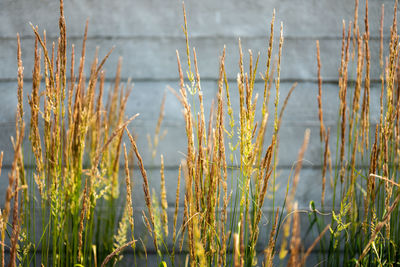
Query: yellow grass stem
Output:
[[300, 224, 330, 266], [100, 241, 135, 267], [322, 128, 330, 206], [160, 155, 169, 237], [125, 127, 159, 253], [123, 144, 135, 247]]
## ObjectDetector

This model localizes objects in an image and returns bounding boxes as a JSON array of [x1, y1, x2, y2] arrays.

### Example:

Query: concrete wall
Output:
[[0, 0, 396, 263]]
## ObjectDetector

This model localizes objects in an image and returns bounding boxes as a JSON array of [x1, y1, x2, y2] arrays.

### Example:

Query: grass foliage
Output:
[[0, 0, 400, 266]]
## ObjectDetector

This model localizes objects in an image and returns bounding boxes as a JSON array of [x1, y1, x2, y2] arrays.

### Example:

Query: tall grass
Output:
[[0, 0, 315, 265], [0, 0, 139, 265], [147, 3, 325, 266], [312, 0, 400, 266], [2, 0, 400, 266]]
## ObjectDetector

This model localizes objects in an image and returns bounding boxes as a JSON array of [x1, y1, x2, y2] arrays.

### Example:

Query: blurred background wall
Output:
[[0, 0, 396, 264]]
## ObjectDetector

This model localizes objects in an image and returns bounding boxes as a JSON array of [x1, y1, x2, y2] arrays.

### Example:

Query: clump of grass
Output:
[[312, 0, 400, 265], [156, 3, 328, 267], [0, 0, 140, 265], [1, 0, 372, 266]]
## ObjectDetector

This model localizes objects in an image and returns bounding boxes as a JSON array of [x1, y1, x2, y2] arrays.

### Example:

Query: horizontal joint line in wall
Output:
[[0, 35, 390, 41]]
